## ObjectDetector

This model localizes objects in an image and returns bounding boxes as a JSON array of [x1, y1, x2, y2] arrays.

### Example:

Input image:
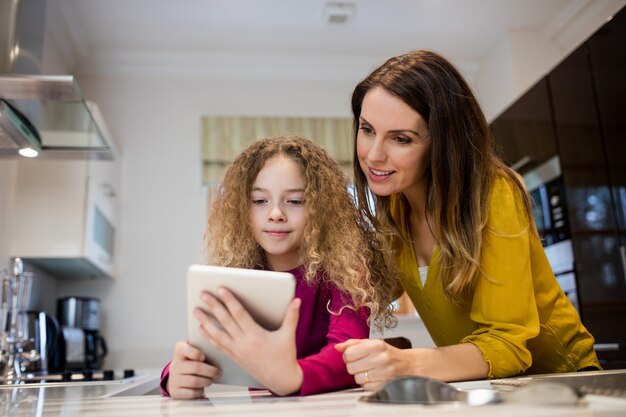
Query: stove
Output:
[[0, 369, 136, 385]]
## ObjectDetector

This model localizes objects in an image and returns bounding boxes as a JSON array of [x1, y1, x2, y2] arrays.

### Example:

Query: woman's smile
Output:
[[367, 167, 395, 182]]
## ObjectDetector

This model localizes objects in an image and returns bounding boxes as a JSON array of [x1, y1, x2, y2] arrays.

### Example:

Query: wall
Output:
[[476, 0, 626, 121], [0, 161, 17, 272], [54, 75, 370, 368]]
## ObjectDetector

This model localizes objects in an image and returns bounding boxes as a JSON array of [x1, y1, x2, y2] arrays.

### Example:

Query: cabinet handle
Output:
[[100, 183, 116, 198], [619, 245, 626, 285], [510, 155, 534, 172]]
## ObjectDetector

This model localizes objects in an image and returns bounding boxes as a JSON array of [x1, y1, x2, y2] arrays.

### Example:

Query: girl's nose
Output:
[[268, 204, 286, 222]]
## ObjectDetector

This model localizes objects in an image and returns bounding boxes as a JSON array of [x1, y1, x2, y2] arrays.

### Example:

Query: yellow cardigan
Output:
[[391, 176, 600, 378]]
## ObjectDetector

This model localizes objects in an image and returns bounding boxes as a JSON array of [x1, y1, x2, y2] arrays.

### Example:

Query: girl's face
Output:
[[249, 155, 306, 272], [356, 87, 432, 199]]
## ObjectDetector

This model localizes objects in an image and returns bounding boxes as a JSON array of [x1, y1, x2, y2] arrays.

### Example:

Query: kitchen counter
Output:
[[2, 371, 626, 417]]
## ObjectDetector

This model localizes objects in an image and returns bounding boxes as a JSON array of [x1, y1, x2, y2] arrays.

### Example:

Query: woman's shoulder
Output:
[[487, 172, 530, 233]]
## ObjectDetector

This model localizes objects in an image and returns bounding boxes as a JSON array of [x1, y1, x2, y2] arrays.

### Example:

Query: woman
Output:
[[336, 50, 600, 389]]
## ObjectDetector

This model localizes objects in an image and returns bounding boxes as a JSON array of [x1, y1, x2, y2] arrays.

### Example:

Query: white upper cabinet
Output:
[[10, 158, 119, 279]]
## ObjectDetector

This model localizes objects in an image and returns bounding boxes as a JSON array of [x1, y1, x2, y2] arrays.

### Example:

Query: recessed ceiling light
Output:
[[323, 1, 355, 24], [18, 147, 39, 157]]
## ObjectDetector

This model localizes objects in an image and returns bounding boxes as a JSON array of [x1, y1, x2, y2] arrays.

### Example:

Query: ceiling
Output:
[[45, 0, 620, 83]]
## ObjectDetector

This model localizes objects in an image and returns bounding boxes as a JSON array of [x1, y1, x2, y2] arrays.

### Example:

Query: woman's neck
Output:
[[403, 184, 436, 267]]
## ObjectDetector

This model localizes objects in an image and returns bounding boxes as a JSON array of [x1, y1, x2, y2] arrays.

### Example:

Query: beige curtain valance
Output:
[[201, 116, 354, 187]]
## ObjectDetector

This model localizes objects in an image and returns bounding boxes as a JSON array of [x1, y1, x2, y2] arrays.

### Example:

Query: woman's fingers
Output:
[[335, 338, 368, 353], [336, 338, 395, 390]]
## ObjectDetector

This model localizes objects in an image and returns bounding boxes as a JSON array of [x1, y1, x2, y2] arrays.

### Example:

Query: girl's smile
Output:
[[249, 155, 306, 271]]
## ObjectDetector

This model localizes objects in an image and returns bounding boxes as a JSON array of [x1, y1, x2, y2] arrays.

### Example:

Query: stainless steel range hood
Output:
[[0, 0, 116, 160]]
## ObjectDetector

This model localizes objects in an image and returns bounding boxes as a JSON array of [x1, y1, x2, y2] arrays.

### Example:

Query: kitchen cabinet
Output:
[[549, 41, 626, 363], [588, 5, 626, 255], [492, 6, 626, 367], [9, 158, 119, 279], [490, 78, 558, 174]]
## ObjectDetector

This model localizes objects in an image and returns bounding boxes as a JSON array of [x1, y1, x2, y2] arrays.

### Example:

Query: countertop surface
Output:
[[2, 370, 626, 417]]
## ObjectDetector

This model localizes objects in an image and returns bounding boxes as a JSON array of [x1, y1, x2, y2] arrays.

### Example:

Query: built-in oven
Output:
[[523, 156, 580, 312]]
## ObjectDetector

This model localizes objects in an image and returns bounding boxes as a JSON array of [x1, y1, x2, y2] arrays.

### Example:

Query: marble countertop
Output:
[[2, 370, 626, 417]]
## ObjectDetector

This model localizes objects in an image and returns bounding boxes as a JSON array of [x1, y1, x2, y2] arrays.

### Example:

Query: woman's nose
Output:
[[367, 137, 386, 162]]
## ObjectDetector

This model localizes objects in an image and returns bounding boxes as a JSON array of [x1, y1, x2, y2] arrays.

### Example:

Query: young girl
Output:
[[337, 49, 600, 389], [161, 135, 397, 398]]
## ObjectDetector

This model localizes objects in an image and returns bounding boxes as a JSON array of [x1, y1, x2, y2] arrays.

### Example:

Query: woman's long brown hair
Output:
[[351, 50, 532, 303]]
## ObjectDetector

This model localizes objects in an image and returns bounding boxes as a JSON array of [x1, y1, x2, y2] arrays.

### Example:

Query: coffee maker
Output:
[[56, 297, 108, 370]]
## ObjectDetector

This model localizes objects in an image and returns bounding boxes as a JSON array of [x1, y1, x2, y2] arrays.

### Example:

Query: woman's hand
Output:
[[194, 288, 303, 396], [336, 339, 489, 390], [335, 338, 411, 391], [167, 341, 221, 399]]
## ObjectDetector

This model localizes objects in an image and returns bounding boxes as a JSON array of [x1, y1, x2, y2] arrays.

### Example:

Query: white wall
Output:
[[476, 0, 626, 121], [53, 75, 360, 368], [0, 161, 17, 272]]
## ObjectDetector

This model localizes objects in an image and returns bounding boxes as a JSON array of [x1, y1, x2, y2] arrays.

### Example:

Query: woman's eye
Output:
[[359, 125, 374, 135], [287, 199, 304, 205], [251, 198, 267, 205], [394, 136, 412, 144]]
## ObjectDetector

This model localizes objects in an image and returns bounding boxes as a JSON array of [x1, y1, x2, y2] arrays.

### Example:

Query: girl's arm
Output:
[[296, 287, 370, 395]]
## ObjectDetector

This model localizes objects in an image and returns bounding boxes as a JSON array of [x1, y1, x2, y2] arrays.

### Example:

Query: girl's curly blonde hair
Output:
[[206, 135, 399, 329]]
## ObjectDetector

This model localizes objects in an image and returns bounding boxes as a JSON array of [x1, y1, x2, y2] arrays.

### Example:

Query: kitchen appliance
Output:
[[56, 297, 107, 370], [1, 258, 32, 383], [523, 156, 581, 312], [0, 0, 116, 159], [14, 311, 61, 374]]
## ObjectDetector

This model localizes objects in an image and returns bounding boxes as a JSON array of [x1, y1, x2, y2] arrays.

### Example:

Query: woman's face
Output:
[[356, 87, 432, 199], [249, 155, 306, 272]]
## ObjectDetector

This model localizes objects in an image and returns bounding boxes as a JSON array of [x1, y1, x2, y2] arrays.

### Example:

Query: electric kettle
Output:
[[15, 310, 61, 374]]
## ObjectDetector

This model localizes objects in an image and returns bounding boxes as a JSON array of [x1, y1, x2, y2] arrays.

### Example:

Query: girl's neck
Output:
[[265, 255, 302, 272]]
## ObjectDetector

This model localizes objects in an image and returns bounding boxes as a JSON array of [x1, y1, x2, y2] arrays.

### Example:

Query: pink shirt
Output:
[[160, 265, 370, 396]]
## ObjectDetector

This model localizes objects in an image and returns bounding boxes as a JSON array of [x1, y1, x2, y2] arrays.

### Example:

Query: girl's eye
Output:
[[287, 199, 304, 205], [251, 198, 267, 205]]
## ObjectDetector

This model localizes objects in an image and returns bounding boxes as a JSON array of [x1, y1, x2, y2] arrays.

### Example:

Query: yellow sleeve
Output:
[[460, 177, 539, 378]]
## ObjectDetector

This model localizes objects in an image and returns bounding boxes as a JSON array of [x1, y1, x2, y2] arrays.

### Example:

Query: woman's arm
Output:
[[336, 339, 487, 391]]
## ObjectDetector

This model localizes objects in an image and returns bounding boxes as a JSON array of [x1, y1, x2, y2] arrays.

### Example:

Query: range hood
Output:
[[0, 0, 116, 160]]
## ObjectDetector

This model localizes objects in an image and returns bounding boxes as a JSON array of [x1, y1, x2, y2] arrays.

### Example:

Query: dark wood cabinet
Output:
[[549, 42, 626, 361], [490, 78, 558, 174], [588, 8, 626, 236], [585, 7, 626, 365], [491, 6, 626, 366]]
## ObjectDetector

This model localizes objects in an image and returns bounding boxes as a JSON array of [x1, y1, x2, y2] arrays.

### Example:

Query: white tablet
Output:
[[186, 264, 296, 388]]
